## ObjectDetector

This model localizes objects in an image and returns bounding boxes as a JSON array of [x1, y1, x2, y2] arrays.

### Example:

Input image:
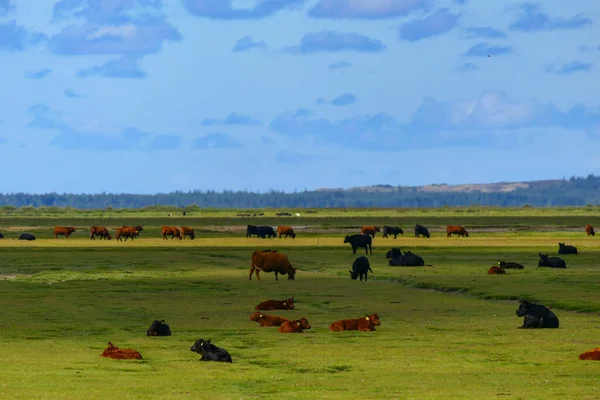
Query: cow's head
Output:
[[106, 234, 112, 240], [397, 227, 404, 235], [295, 317, 311, 330], [106, 342, 118, 351], [68, 227, 76, 233], [385, 248, 402, 259], [249, 311, 262, 322], [190, 338, 210, 354], [349, 269, 359, 280], [515, 300, 534, 317], [558, 242, 565, 249], [290, 232, 296, 238], [343, 235, 351, 243], [497, 261, 505, 268], [175, 229, 182, 239], [464, 230, 469, 237], [538, 253, 549, 266], [374, 226, 380, 232], [134, 226, 143, 231], [284, 297, 295, 309], [287, 266, 296, 280], [368, 313, 381, 326]]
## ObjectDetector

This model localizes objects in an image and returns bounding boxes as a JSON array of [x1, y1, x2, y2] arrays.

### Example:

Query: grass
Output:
[[1, 211, 600, 399]]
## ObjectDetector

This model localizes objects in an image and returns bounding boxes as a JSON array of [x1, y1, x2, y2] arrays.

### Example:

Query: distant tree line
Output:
[[0, 175, 598, 209]]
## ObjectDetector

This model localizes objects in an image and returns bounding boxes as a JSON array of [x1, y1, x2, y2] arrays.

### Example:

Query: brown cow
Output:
[[446, 225, 469, 238], [249, 311, 290, 327], [116, 226, 139, 241], [100, 342, 142, 360], [488, 266, 506, 275], [361, 226, 380, 238], [585, 224, 595, 236], [579, 348, 600, 360], [54, 226, 76, 239], [161, 226, 182, 240], [255, 297, 295, 311], [278, 317, 311, 333], [90, 226, 111, 240], [329, 313, 381, 332], [249, 250, 297, 281], [277, 225, 296, 239], [181, 226, 195, 240]]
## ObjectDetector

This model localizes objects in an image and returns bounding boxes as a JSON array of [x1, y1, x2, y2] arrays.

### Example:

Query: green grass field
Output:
[[1, 208, 599, 399]]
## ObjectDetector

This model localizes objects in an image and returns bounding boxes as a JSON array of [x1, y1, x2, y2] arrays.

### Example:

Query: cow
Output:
[[161, 226, 182, 240], [329, 313, 381, 332], [146, 319, 172, 336], [18, 233, 36, 241], [256, 226, 276, 239], [558, 242, 578, 255], [277, 225, 296, 239], [361, 226, 380, 238], [488, 266, 506, 275], [181, 226, 195, 240], [249, 250, 296, 281], [0, 233, 3, 239], [100, 342, 142, 360], [278, 317, 312, 333], [54, 226, 76, 239], [446, 225, 469, 238], [349, 256, 373, 281], [538, 253, 566, 269], [249, 311, 290, 327], [579, 348, 600, 361], [255, 297, 295, 311], [515, 300, 559, 329], [585, 224, 595, 237], [414, 224, 431, 238], [498, 261, 524, 269], [90, 226, 111, 240], [246, 225, 258, 238], [190, 339, 232, 363], [344, 234, 372, 255], [386, 248, 425, 266], [116, 226, 139, 242], [382, 226, 404, 239]]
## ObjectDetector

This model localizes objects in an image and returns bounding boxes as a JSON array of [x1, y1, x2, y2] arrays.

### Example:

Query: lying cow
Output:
[[100, 342, 142, 360], [344, 234, 372, 255], [349, 256, 373, 281], [249, 311, 290, 327], [414, 224, 430, 238], [18, 233, 36, 241], [558, 242, 578, 255], [249, 250, 296, 281], [190, 339, 232, 363], [278, 317, 312, 333], [382, 226, 403, 239], [579, 348, 600, 361], [498, 260, 524, 269], [329, 313, 381, 332], [538, 253, 566, 269], [255, 297, 295, 311], [515, 300, 559, 329], [386, 248, 425, 266], [488, 266, 506, 275], [146, 319, 172, 336]]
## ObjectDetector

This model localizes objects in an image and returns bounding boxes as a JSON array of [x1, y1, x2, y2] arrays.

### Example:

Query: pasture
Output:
[[1, 208, 599, 399]]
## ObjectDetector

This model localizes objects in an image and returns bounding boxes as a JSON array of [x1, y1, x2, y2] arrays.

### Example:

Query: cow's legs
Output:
[[275, 271, 279, 280], [249, 266, 255, 280]]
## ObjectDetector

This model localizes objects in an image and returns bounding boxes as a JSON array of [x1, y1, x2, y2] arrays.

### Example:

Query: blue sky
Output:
[[1, 0, 599, 194]]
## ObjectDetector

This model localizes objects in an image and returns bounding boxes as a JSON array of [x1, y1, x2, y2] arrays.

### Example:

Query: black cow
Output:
[[190, 339, 232, 363], [498, 261, 524, 269], [414, 224, 430, 238], [558, 242, 578, 255], [349, 256, 373, 281], [256, 226, 276, 239], [18, 233, 36, 241], [515, 300, 559, 329], [537, 253, 566, 269], [246, 225, 258, 238], [386, 248, 425, 266], [382, 226, 404, 239], [344, 234, 372, 255], [146, 319, 172, 336], [0, 232, 3, 239]]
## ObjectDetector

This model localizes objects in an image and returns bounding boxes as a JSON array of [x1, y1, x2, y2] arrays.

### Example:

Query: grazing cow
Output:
[[246, 225, 258, 238], [249, 311, 290, 327], [100, 342, 142, 360], [278, 317, 312, 333], [579, 348, 600, 361], [585, 224, 595, 237], [116, 226, 139, 242], [446, 225, 469, 238], [0, 233, 3, 239], [256, 226, 276, 239], [344, 234, 372, 255], [277, 225, 296, 239], [382, 226, 404, 239], [558, 242, 578, 255], [329, 313, 381, 332], [349, 256, 373, 281], [181, 226, 195, 240], [255, 297, 295, 311], [249, 250, 296, 281], [90, 226, 111, 240], [54, 226, 76, 239], [515, 300, 559, 329], [498, 261, 524, 269], [488, 266, 506, 275], [18, 233, 36, 241], [161, 226, 182, 240], [537, 253, 566, 269], [190, 339, 232, 363], [361, 226, 380, 238], [146, 319, 172, 336], [414, 224, 431, 238], [386, 248, 425, 266]]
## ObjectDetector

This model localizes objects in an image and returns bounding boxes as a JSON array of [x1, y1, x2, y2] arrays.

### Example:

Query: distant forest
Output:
[[0, 175, 599, 209]]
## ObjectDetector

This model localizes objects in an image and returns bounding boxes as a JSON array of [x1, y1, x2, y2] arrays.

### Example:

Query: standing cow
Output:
[[54, 226, 76, 239], [344, 234, 372, 255], [277, 226, 296, 239], [181, 226, 195, 240], [382, 226, 403, 239], [90, 226, 111, 240], [161, 226, 182, 240], [349, 256, 373, 281], [446, 225, 469, 238], [249, 250, 297, 281], [585, 224, 595, 237], [414, 224, 431, 238], [361, 226, 380, 238], [256, 226, 276, 239]]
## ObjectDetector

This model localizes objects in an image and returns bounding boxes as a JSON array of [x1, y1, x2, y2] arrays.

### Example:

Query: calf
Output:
[[349, 256, 373, 281], [100, 342, 142, 360], [515, 300, 559, 329], [382, 226, 403, 239], [344, 234, 372, 255], [278, 317, 312, 333], [538, 253, 566, 269], [579, 348, 600, 361], [488, 266, 506, 275], [558, 242, 578, 255], [190, 339, 232, 363], [249, 311, 290, 327], [255, 297, 295, 311], [498, 260, 524, 269], [146, 319, 172, 336], [329, 313, 381, 332]]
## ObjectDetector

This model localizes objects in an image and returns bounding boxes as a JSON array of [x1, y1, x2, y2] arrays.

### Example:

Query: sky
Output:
[[0, 0, 599, 194]]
